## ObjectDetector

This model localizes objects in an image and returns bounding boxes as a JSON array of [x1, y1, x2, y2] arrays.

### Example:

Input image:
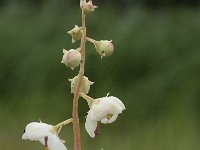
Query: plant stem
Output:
[[72, 2, 86, 150]]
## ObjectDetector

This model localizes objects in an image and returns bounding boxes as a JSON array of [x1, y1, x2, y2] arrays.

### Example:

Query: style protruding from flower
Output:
[[81, 0, 98, 15], [61, 48, 81, 70], [80, 93, 125, 138], [67, 25, 82, 43], [69, 75, 94, 95], [22, 119, 73, 150]]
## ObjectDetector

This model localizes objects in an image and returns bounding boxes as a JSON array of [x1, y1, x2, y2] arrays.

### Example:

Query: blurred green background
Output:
[[0, 0, 200, 150]]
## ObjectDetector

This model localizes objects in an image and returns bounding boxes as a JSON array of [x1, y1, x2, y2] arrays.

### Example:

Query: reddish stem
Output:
[[72, 5, 86, 150]]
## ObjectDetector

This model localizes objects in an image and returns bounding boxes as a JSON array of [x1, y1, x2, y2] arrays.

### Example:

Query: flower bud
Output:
[[67, 25, 82, 43], [94, 40, 114, 58], [69, 76, 94, 94], [61, 48, 81, 70], [82, 0, 97, 15]]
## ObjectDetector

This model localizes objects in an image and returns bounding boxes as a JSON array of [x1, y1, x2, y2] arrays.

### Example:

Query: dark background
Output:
[[0, 0, 200, 150]]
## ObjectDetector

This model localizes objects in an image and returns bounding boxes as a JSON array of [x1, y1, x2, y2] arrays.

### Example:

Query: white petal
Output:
[[90, 98, 122, 120], [89, 100, 109, 121], [109, 96, 126, 111], [23, 122, 53, 141], [102, 97, 124, 114], [85, 114, 97, 138], [39, 135, 67, 150], [22, 133, 28, 139], [48, 134, 67, 150], [100, 118, 109, 124], [101, 114, 118, 124]]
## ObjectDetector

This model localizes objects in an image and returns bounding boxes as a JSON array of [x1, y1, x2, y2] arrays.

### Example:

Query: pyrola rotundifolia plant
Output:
[[22, 1, 125, 150]]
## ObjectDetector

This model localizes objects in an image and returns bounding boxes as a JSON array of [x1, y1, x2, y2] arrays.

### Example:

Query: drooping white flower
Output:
[[22, 122, 67, 150], [80, 93, 125, 138]]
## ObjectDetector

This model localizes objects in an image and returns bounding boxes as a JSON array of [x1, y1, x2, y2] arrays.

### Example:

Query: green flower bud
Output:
[[67, 25, 82, 43], [94, 40, 114, 58], [61, 48, 81, 70], [69, 76, 94, 94], [82, 0, 97, 15]]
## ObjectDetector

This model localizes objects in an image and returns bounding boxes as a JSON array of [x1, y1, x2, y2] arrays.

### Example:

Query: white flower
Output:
[[81, 93, 125, 138], [22, 122, 67, 150]]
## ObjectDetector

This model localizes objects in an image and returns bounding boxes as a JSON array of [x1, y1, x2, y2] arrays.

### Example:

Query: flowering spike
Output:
[[61, 48, 81, 69], [22, 0, 124, 149], [67, 25, 82, 43]]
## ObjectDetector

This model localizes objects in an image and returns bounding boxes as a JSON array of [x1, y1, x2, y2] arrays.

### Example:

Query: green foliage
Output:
[[0, 1, 200, 150]]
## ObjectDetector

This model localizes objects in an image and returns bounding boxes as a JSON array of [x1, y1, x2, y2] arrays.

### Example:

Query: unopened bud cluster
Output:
[[61, 0, 115, 94]]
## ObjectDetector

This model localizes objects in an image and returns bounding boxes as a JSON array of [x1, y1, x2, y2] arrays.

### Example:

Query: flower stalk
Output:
[[80, 92, 94, 107], [86, 37, 96, 43], [72, 1, 87, 150], [53, 118, 73, 134]]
